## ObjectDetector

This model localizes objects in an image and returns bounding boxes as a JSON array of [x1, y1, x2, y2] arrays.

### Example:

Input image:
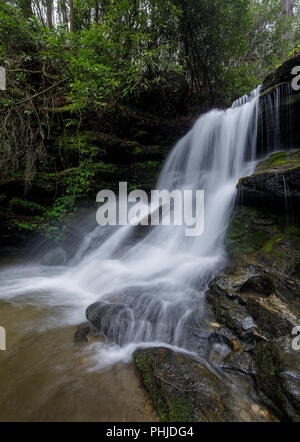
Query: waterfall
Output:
[[258, 83, 292, 155], [0, 85, 275, 360]]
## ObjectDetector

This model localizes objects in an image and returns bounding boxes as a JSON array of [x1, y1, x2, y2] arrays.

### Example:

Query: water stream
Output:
[[0, 85, 285, 421]]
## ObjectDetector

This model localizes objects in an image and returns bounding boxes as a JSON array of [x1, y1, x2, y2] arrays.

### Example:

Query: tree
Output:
[[69, 0, 75, 31], [46, 0, 54, 27], [282, 0, 293, 17]]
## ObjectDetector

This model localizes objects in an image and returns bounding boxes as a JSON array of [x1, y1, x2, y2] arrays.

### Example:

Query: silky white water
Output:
[[0, 86, 266, 363]]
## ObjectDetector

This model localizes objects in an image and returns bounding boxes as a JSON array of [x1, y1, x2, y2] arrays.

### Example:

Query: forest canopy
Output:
[[0, 0, 300, 185]]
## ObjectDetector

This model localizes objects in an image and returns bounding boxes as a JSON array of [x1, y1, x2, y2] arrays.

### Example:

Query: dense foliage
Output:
[[0, 0, 299, 186]]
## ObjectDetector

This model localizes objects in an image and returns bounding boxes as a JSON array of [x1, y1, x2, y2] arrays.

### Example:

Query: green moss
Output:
[[256, 150, 300, 172], [225, 207, 273, 258], [254, 342, 286, 416], [261, 236, 280, 254], [136, 161, 161, 169], [133, 349, 193, 422], [238, 150, 300, 189], [8, 219, 40, 232]]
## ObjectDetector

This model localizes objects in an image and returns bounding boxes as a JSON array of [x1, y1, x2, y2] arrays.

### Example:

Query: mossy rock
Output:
[[255, 151, 300, 173], [237, 150, 300, 210], [225, 206, 278, 258], [133, 347, 239, 422], [254, 337, 300, 421]]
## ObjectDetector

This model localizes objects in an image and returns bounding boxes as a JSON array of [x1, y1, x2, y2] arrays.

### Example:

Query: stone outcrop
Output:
[[132, 149, 300, 422], [237, 150, 300, 212], [132, 347, 277, 422], [259, 53, 300, 151], [207, 150, 300, 421]]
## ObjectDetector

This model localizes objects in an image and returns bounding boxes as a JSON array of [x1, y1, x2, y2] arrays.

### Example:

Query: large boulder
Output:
[[259, 54, 300, 150], [205, 148, 300, 421], [133, 347, 275, 422], [237, 150, 300, 211], [262, 53, 300, 93], [254, 337, 300, 421], [85, 285, 206, 349]]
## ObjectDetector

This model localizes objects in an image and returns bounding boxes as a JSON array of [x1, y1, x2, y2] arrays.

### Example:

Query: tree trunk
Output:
[[95, 1, 99, 24], [59, 0, 68, 25], [283, 0, 293, 17], [46, 0, 54, 28], [282, 0, 294, 39], [70, 0, 75, 32]]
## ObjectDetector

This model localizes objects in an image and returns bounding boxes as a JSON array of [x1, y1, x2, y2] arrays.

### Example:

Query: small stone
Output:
[[251, 404, 260, 414], [240, 411, 251, 421], [231, 339, 241, 351], [260, 409, 270, 419]]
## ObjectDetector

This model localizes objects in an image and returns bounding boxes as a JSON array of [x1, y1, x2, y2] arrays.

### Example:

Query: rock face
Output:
[[133, 347, 276, 422], [132, 149, 300, 422], [262, 54, 300, 93], [237, 150, 300, 211], [84, 148, 300, 422], [254, 337, 300, 421], [259, 53, 300, 151], [82, 56, 300, 422], [207, 150, 300, 421]]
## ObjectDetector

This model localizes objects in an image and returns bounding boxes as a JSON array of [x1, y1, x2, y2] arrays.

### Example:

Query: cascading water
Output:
[[0, 86, 265, 361]]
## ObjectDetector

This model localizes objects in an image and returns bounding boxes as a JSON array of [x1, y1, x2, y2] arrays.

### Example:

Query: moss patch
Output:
[[133, 348, 193, 422], [256, 150, 300, 173]]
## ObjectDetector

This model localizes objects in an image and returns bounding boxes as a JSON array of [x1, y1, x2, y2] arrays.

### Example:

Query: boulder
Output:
[[86, 300, 133, 346], [133, 347, 277, 422], [254, 337, 300, 421], [238, 150, 300, 212]]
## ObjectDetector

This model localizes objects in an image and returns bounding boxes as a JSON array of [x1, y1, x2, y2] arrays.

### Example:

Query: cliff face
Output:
[[132, 58, 300, 422], [262, 54, 300, 93], [211, 57, 300, 417], [237, 150, 300, 213], [208, 150, 300, 421], [131, 151, 300, 423], [258, 53, 300, 153]]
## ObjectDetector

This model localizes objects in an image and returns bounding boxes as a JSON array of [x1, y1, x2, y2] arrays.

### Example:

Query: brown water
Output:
[[0, 301, 158, 422], [0, 258, 279, 423]]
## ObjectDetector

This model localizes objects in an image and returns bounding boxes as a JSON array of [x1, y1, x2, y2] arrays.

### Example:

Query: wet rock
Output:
[[254, 337, 300, 421], [259, 54, 300, 149], [206, 290, 257, 339], [208, 146, 300, 421], [208, 270, 300, 340], [224, 206, 277, 258], [222, 350, 256, 376], [133, 347, 277, 422], [133, 347, 238, 422], [245, 294, 299, 338], [86, 300, 133, 346], [74, 321, 100, 344], [262, 54, 300, 93], [239, 274, 275, 296], [86, 284, 205, 348], [237, 150, 300, 211]]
